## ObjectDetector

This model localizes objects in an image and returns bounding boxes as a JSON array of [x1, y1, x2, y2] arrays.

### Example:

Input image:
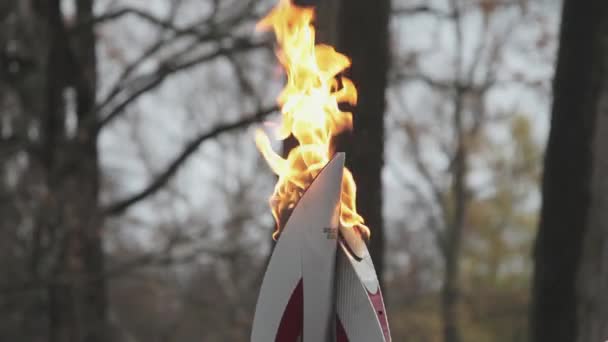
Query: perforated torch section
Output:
[[335, 243, 388, 342]]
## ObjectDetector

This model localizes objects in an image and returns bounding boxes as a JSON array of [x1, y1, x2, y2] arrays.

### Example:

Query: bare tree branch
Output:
[[392, 5, 454, 18], [390, 71, 454, 90], [85, 0, 269, 134], [76, 7, 208, 37], [94, 38, 271, 132], [392, 0, 522, 18], [102, 105, 278, 216]]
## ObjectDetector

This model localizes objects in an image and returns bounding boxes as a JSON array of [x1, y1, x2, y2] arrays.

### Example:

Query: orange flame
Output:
[[255, 0, 369, 240]]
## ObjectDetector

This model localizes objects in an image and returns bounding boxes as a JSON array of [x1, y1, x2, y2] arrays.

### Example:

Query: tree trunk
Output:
[[45, 1, 108, 341], [576, 2, 608, 341], [440, 86, 467, 342], [530, 1, 607, 341], [337, 0, 390, 286]]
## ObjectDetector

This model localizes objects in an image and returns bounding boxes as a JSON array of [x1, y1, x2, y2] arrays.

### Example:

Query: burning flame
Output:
[[255, 0, 369, 240]]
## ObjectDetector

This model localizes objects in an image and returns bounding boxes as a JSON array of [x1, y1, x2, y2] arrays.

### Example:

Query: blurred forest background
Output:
[[1, 0, 607, 341]]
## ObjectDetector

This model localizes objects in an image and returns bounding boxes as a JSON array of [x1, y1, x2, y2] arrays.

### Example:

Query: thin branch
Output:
[[388, 162, 447, 253], [392, 5, 454, 18], [95, 38, 271, 132], [392, 0, 521, 18], [0, 232, 236, 297], [102, 105, 278, 216], [88, 1, 269, 134], [75, 7, 206, 37], [401, 122, 449, 239], [390, 71, 454, 91]]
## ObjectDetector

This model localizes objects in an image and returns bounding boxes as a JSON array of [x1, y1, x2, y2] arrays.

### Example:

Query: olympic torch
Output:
[[251, 1, 391, 341]]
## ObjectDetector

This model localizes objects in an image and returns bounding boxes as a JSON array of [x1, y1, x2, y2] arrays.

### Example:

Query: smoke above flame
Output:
[[255, 0, 369, 240]]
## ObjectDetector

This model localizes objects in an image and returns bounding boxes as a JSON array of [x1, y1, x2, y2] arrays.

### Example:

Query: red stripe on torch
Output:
[[276, 279, 303, 342]]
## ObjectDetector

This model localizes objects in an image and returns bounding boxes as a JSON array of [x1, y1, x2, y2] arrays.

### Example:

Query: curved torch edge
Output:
[[251, 153, 345, 342], [336, 238, 391, 342]]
